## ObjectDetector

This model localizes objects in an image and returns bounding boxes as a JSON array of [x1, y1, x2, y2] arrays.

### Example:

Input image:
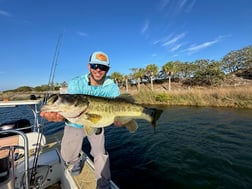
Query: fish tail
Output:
[[150, 108, 163, 129], [144, 108, 163, 129]]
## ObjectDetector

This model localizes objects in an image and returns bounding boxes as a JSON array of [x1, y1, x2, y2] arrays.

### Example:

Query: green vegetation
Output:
[[110, 45, 252, 87], [1, 45, 252, 109], [132, 86, 252, 109]]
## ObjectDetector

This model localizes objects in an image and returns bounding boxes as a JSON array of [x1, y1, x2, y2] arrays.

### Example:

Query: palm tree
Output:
[[162, 61, 179, 90]]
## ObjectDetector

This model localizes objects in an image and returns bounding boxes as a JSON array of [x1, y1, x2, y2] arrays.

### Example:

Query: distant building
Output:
[[60, 81, 68, 94]]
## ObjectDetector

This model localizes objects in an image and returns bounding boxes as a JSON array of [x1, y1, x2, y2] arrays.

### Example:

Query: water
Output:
[[1, 106, 252, 189], [105, 107, 252, 189]]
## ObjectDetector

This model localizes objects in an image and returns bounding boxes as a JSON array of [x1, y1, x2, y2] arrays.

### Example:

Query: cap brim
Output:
[[89, 62, 110, 67]]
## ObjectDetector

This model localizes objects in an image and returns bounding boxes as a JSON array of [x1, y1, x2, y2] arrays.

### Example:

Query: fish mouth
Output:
[[66, 108, 87, 119]]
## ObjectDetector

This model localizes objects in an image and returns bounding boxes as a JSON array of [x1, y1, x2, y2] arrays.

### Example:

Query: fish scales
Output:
[[87, 96, 144, 115], [41, 94, 163, 135]]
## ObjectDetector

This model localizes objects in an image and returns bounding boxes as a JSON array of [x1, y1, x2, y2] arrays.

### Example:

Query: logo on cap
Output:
[[96, 53, 107, 62]]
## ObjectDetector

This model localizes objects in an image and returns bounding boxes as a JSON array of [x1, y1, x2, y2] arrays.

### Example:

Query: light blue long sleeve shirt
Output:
[[68, 74, 120, 97], [66, 73, 120, 128]]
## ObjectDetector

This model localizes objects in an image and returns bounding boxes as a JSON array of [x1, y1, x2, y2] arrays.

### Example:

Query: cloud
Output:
[[158, 0, 196, 16], [152, 39, 161, 45], [152, 32, 185, 52], [159, 0, 170, 10], [183, 34, 231, 54], [0, 10, 11, 17], [152, 33, 172, 45], [77, 31, 88, 37], [162, 32, 186, 46], [184, 38, 219, 54], [178, 0, 196, 13], [172, 54, 179, 58], [178, 0, 187, 9], [185, 0, 196, 13], [141, 20, 150, 34], [170, 43, 182, 51]]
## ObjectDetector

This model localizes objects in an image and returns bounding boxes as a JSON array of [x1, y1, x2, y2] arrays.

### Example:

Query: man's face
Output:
[[88, 63, 109, 82]]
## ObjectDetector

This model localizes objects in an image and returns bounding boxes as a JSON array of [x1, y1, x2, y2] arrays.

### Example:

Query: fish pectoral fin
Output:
[[86, 113, 102, 124], [114, 117, 138, 133], [84, 125, 96, 136], [124, 120, 138, 133]]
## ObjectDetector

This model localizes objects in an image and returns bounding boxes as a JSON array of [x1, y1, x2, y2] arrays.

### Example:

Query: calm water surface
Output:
[[106, 106, 252, 189], [1, 105, 252, 189]]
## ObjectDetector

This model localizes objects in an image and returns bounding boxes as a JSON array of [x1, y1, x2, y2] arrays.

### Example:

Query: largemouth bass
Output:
[[41, 94, 163, 135]]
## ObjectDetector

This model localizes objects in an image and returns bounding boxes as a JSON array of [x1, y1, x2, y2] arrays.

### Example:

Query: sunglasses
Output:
[[90, 64, 109, 71]]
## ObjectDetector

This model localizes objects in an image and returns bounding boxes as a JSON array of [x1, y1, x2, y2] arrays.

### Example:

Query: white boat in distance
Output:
[[0, 99, 119, 189]]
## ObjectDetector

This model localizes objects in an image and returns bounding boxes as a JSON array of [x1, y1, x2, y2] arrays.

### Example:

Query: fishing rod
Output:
[[44, 33, 64, 103], [29, 33, 64, 187]]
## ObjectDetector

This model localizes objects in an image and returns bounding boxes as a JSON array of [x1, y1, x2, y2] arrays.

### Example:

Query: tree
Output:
[[16, 86, 33, 92], [221, 45, 252, 73], [110, 72, 125, 88], [34, 85, 48, 91], [145, 64, 159, 78], [162, 61, 179, 75], [129, 68, 145, 80], [110, 72, 124, 83], [183, 60, 224, 86], [161, 61, 179, 90]]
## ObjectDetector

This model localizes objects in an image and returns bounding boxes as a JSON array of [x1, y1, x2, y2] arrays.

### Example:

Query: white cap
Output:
[[89, 51, 110, 67]]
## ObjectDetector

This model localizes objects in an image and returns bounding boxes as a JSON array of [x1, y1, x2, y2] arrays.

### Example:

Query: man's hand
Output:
[[40, 111, 64, 122]]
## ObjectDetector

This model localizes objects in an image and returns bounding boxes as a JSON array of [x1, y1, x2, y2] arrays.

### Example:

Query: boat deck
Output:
[[73, 160, 97, 189], [45, 130, 98, 189]]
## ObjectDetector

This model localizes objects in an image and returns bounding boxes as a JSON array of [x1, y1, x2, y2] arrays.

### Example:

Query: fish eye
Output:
[[50, 94, 59, 103]]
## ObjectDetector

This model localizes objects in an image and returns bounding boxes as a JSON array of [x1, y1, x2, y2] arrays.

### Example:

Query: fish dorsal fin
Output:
[[86, 113, 102, 124], [124, 119, 138, 133], [84, 125, 96, 136], [116, 94, 135, 103]]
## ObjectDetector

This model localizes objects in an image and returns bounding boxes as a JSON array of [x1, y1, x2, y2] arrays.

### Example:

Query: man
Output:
[[40, 51, 120, 189]]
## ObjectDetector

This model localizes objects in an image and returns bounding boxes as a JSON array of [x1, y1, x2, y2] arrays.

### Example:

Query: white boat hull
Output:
[[0, 100, 119, 189]]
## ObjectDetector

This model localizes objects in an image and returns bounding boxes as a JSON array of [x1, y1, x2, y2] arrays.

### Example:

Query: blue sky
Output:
[[1, 0, 252, 91]]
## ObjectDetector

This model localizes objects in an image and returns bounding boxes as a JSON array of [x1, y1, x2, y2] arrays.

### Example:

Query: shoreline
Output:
[[121, 84, 252, 109], [1, 85, 252, 109]]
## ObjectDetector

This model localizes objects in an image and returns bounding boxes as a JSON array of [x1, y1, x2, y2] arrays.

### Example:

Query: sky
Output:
[[0, 0, 252, 91]]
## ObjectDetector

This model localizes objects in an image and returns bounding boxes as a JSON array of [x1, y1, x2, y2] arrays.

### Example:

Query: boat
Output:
[[0, 99, 119, 189]]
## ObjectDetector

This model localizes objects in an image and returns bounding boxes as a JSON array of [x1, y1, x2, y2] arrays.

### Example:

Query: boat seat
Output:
[[0, 132, 46, 158]]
